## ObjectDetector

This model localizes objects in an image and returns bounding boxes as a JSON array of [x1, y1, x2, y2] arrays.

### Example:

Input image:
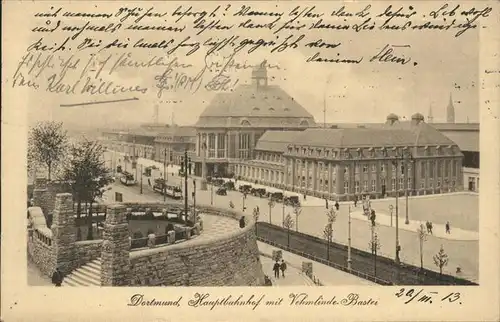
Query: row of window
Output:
[[237, 165, 284, 183], [256, 152, 283, 163], [286, 145, 456, 159]]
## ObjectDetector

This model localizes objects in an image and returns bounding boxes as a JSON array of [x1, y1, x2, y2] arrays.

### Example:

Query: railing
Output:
[[130, 229, 195, 250], [256, 236, 392, 286], [34, 229, 52, 246]]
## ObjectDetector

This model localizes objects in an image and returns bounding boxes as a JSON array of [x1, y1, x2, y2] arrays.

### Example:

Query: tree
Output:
[[268, 198, 275, 224], [323, 223, 333, 261], [417, 223, 428, 270], [433, 245, 449, 275], [61, 139, 112, 240], [282, 213, 294, 248], [326, 207, 337, 225], [369, 227, 381, 276], [252, 207, 260, 235], [28, 121, 68, 180], [293, 206, 302, 232]]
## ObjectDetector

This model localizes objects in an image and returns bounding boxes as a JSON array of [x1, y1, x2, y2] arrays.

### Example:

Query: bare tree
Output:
[[326, 207, 337, 225], [293, 205, 302, 232], [433, 245, 449, 275], [369, 226, 381, 276], [417, 223, 428, 270], [268, 198, 275, 225], [282, 213, 294, 248], [323, 222, 333, 261], [61, 139, 112, 240], [28, 121, 68, 181]]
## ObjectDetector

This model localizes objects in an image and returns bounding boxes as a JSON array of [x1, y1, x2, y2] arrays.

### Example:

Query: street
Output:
[[104, 152, 479, 282]]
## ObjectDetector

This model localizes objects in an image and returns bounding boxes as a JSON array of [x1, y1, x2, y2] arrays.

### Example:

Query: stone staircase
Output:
[[62, 259, 101, 287]]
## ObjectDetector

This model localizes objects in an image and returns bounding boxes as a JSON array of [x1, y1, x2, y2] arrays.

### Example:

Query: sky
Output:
[[14, 1, 480, 128]]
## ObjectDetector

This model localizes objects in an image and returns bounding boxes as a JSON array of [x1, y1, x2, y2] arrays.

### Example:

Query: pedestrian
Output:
[[239, 216, 246, 228], [256, 206, 260, 213], [354, 197, 358, 208], [426, 221, 430, 233], [303, 193, 307, 201], [445, 221, 451, 234], [51, 267, 64, 287], [325, 198, 329, 209], [335, 201, 339, 211], [280, 259, 287, 278], [273, 261, 281, 279], [148, 178, 151, 186], [429, 222, 433, 235]]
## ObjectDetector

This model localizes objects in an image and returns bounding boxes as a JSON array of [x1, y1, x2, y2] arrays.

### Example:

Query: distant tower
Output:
[[446, 93, 455, 123], [251, 61, 268, 90], [153, 104, 159, 124], [427, 103, 434, 123]]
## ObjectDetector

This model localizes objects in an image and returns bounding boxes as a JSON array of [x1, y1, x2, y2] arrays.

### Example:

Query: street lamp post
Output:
[[210, 183, 214, 205], [182, 150, 190, 223], [348, 205, 352, 271], [193, 179, 196, 221], [392, 158, 401, 265], [163, 149, 167, 202], [242, 192, 247, 212], [140, 164, 143, 194]]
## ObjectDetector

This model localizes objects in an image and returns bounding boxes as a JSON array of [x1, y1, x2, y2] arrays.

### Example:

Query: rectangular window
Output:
[[208, 134, 216, 158], [429, 179, 434, 188], [452, 160, 457, 176], [392, 163, 397, 173], [407, 178, 411, 189], [421, 161, 426, 178], [355, 181, 360, 193], [217, 133, 226, 158], [344, 166, 349, 175], [381, 178, 386, 188], [363, 180, 368, 192], [344, 152, 350, 159], [371, 163, 376, 172], [391, 178, 396, 191], [371, 180, 376, 192], [355, 164, 360, 174], [420, 181, 425, 189], [452, 180, 456, 187], [437, 179, 441, 188], [381, 163, 385, 172], [399, 178, 404, 190], [437, 160, 442, 177], [325, 150, 330, 158], [363, 164, 368, 173], [429, 161, 435, 177], [344, 181, 349, 193], [444, 160, 449, 175]]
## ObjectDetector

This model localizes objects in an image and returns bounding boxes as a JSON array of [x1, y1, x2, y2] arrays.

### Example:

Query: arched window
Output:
[[299, 119, 309, 126], [269, 107, 275, 111], [240, 119, 251, 126]]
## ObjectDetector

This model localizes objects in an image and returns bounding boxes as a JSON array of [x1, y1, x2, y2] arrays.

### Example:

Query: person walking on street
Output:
[[354, 197, 358, 208], [429, 222, 433, 235], [52, 267, 64, 287], [335, 201, 339, 211], [303, 193, 307, 201], [445, 221, 451, 234], [273, 261, 281, 279], [325, 198, 329, 209], [280, 259, 287, 278], [148, 178, 151, 187]]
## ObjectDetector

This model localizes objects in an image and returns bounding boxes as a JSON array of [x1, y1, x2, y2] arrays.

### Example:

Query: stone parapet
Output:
[[51, 193, 76, 275], [101, 204, 130, 286]]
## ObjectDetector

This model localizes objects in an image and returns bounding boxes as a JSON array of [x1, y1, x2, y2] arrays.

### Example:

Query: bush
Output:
[[132, 230, 143, 239]]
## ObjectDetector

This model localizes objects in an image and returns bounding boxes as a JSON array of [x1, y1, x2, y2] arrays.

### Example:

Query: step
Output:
[[64, 274, 91, 287], [67, 272, 100, 286], [76, 267, 101, 281], [71, 270, 101, 286], [62, 278, 80, 287], [84, 263, 101, 275], [86, 261, 101, 271]]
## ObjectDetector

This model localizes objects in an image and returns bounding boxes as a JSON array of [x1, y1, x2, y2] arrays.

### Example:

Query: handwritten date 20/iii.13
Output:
[[395, 288, 462, 305]]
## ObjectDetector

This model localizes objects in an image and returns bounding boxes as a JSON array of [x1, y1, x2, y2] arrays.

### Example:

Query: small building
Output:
[[154, 125, 196, 165]]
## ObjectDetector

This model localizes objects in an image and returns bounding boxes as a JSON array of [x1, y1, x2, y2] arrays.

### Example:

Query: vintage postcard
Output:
[[1, 0, 499, 321]]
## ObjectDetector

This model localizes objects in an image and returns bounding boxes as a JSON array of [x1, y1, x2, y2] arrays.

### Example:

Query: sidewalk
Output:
[[259, 256, 314, 286], [349, 210, 478, 241], [257, 241, 376, 286]]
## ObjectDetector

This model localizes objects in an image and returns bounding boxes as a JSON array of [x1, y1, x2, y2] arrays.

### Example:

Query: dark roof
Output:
[[155, 126, 196, 142], [196, 84, 315, 127], [437, 131, 479, 151], [255, 131, 303, 152], [292, 121, 457, 148], [429, 123, 480, 131]]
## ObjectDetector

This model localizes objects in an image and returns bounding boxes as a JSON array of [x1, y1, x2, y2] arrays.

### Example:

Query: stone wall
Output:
[[32, 180, 72, 227], [74, 240, 102, 268], [125, 204, 265, 287], [27, 232, 56, 277]]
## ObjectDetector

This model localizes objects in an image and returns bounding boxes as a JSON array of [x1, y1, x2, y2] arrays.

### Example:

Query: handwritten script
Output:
[[9, 2, 494, 101]]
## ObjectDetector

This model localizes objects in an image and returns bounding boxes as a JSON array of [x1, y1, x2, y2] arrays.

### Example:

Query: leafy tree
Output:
[[293, 206, 302, 232], [433, 245, 449, 275], [61, 139, 112, 240], [28, 121, 68, 180], [417, 223, 428, 270], [323, 223, 333, 261], [268, 199, 275, 224], [282, 213, 294, 248]]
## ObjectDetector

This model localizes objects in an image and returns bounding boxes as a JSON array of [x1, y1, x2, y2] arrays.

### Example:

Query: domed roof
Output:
[[386, 113, 399, 121], [411, 113, 425, 120]]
